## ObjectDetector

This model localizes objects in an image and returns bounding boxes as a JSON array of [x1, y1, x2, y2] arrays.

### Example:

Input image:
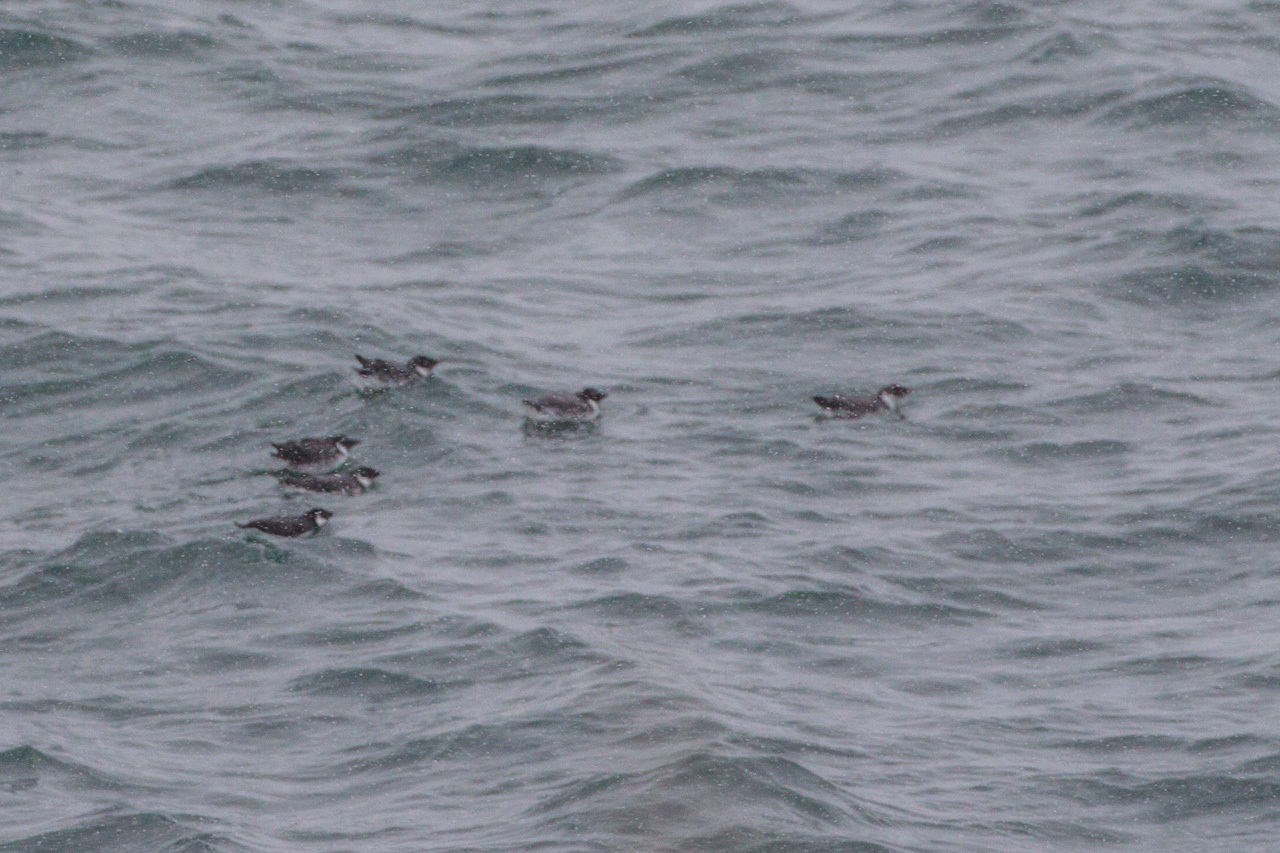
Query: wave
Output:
[[0, 329, 131, 372], [328, 13, 475, 36], [104, 32, 216, 58], [824, 0, 1031, 51], [1016, 30, 1106, 64], [1101, 79, 1280, 130], [568, 592, 712, 637], [908, 76, 1280, 144], [167, 161, 346, 194], [616, 166, 902, 206], [635, 306, 875, 348], [0, 132, 77, 154], [1045, 383, 1210, 414], [568, 556, 629, 574], [634, 306, 1027, 352], [665, 829, 902, 853], [0, 810, 242, 853], [677, 48, 794, 87], [0, 28, 87, 70], [629, 3, 806, 38], [1060, 773, 1280, 820], [369, 143, 620, 185], [737, 587, 989, 623], [0, 334, 256, 449], [1111, 225, 1280, 304], [813, 209, 895, 245], [378, 626, 610, 687], [995, 439, 1132, 464], [928, 89, 1124, 138], [0, 532, 338, 620], [481, 52, 677, 88], [1073, 190, 1214, 218], [935, 527, 1129, 565], [1116, 266, 1274, 306], [532, 751, 898, 848], [380, 93, 654, 126], [289, 667, 446, 700], [338, 714, 589, 776], [0, 745, 122, 794], [1115, 505, 1280, 546]]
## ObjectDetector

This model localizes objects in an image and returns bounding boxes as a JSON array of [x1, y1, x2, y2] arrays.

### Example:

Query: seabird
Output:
[[354, 354, 439, 386], [275, 466, 380, 495], [270, 435, 359, 472], [812, 384, 911, 419], [236, 507, 333, 538], [522, 387, 608, 423]]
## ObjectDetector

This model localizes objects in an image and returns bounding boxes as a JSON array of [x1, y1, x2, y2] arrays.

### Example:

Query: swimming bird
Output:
[[522, 387, 608, 423], [270, 435, 359, 472], [354, 354, 438, 386], [236, 508, 333, 537], [813, 384, 911, 419], [274, 466, 380, 495]]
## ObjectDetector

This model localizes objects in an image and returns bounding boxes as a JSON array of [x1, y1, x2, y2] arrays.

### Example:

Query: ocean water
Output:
[[2, 0, 1280, 850]]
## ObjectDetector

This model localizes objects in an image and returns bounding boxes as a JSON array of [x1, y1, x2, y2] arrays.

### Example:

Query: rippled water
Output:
[[3, 1, 1280, 850]]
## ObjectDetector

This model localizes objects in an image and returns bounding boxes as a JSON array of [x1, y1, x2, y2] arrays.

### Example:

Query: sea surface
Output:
[[2, 0, 1280, 850]]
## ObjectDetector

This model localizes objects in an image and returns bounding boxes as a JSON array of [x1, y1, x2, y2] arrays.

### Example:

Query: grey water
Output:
[[2, 0, 1279, 850]]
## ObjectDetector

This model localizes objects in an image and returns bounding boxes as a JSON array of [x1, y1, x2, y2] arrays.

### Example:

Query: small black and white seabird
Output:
[[354, 354, 439, 386], [270, 435, 359, 472], [237, 507, 333, 538], [813, 384, 911, 419], [522, 387, 608, 423], [275, 466, 380, 496]]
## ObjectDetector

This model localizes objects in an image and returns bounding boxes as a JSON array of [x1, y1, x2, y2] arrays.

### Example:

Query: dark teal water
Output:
[[3, 1, 1280, 851]]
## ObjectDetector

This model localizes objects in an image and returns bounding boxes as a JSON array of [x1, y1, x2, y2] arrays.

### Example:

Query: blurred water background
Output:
[[2, 0, 1280, 850]]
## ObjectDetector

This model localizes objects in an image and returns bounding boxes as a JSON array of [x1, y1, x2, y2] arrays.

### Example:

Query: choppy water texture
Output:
[[2, 0, 1280, 850]]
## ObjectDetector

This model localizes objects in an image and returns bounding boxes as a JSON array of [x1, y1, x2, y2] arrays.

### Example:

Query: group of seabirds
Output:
[[236, 353, 913, 538]]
